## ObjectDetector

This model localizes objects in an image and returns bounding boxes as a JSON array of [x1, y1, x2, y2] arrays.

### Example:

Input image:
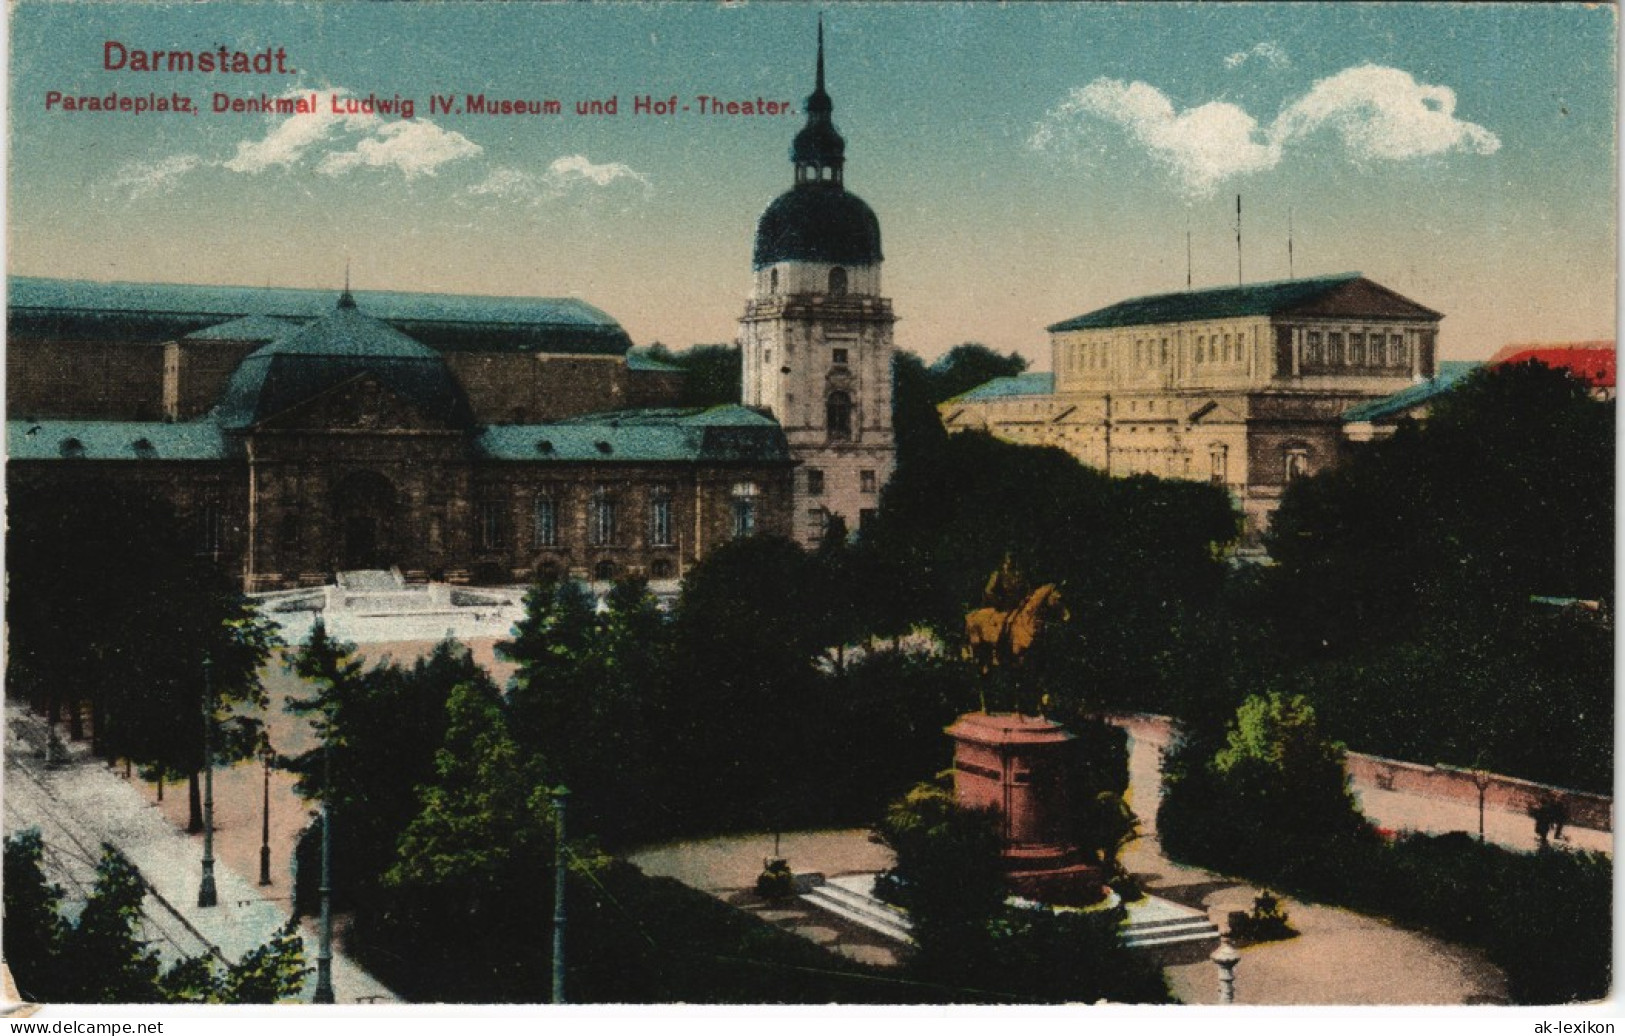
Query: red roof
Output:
[[1488, 341, 1615, 388]]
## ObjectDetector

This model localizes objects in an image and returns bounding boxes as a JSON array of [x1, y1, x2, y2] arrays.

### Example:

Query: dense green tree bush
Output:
[[4, 832, 306, 1004], [874, 781, 1169, 1003], [8, 484, 280, 831]]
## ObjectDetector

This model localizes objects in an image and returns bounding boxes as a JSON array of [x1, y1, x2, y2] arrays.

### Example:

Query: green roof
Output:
[[8, 275, 633, 355], [182, 315, 300, 343], [1048, 273, 1366, 333], [947, 372, 1055, 402], [9, 420, 226, 461], [478, 405, 790, 464], [1342, 361, 1481, 423], [625, 350, 683, 373], [217, 297, 473, 429]]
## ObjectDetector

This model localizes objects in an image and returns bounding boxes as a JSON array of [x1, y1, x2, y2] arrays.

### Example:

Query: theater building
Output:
[[940, 274, 1443, 541]]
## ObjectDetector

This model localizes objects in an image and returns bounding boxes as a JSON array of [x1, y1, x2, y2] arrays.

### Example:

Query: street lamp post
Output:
[[312, 733, 336, 1004], [197, 655, 218, 909], [259, 738, 274, 886], [551, 786, 569, 1006], [1211, 937, 1241, 1004]]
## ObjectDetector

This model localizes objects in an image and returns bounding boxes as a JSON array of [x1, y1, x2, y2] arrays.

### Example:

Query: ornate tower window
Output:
[[829, 267, 848, 296], [769, 268, 780, 294], [826, 391, 853, 440]]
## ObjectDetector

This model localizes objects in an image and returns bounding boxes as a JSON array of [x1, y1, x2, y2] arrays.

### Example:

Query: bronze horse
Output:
[[963, 583, 1069, 679]]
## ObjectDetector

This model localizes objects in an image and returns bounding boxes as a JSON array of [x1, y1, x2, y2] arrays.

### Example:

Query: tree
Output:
[[1266, 360, 1613, 654], [642, 342, 743, 406], [873, 781, 1006, 986], [4, 832, 306, 1004], [3, 830, 67, 1002], [285, 626, 491, 913], [379, 681, 559, 999], [664, 537, 827, 831], [6, 484, 280, 830], [1257, 361, 1613, 789], [928, 343, 1029, 403]]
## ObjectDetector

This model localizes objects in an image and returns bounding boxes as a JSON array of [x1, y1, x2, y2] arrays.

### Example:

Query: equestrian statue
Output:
[[962, 555, 1069, 712]]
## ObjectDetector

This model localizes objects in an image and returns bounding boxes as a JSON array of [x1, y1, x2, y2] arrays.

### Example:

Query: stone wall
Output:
[[1104, 711, 1613, 833]]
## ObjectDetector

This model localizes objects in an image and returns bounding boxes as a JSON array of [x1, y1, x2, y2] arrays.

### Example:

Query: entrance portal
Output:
[[333, 470, 397, 571]]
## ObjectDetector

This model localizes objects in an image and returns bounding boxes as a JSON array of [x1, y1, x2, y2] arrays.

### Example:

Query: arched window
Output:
[[826, 391, 853, 441], [769, 268, 779, 294], [1284, 445, 1310, 483], [1209, 444, 1228, 486], [594, 559, 617, 582], [829, 267, 848, 296]]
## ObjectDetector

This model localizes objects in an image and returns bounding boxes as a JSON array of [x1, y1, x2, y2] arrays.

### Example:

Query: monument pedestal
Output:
[[946, 711, 1107, 907]]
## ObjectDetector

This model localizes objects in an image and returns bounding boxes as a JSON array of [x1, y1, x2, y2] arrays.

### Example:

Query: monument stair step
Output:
[[799, 881, 915, 944]]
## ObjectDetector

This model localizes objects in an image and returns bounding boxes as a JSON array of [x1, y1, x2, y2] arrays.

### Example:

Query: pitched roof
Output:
[[216, 298, 472, 430], [8, 420, 226, 461], [946, 372, 1056, 402], [182, 314, 301, 343], [478, 405, 791, 464], [8, 275, 632, 355], [1047, 273, 1439, 332], [1487, 341, 1615, 387], [1341, 361, 1481, 424]]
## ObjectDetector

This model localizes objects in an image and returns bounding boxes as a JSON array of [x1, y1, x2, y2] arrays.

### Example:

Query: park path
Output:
[[631, 726, 1509, 1005], [1118, 730, 1506, 1005]]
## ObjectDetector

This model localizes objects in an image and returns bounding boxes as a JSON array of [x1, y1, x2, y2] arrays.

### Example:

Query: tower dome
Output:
[[752, 20, 883, 270], [217, 291, 472, 429]]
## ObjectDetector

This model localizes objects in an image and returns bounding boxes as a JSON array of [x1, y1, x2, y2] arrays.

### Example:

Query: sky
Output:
[[7, 2, 1617, 366]]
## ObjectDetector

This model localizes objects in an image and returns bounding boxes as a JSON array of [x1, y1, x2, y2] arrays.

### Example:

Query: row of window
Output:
[[1063, 327, 1254, 374], [767, 266, 850, 296], [474, 483, 760, 553], [802, 468, 879, 495], [1302, 330, 1409, 368]]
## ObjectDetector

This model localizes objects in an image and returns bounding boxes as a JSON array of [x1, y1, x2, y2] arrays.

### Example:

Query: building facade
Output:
[[8, 282, 794, 591], [940, 274, 1443, 541], [739, 26, 896, 544]]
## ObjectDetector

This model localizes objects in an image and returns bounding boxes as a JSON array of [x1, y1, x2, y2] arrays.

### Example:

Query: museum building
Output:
[[939, 273, 1444, 541], [7, 278, 797, 590], [6, 30, 898, 590]]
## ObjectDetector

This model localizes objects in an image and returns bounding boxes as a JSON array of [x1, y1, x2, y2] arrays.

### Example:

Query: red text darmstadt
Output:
[[103, 41, 296, 74]]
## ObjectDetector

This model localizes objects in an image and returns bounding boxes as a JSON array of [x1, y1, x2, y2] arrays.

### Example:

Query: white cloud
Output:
[[111, 154, 204, 198], [470, 156, 649, 203], [1033, 79, 1281, 196], [318, 119, 483, 179], [1273, 64, 1501, 162], [546, 154, 648, 189], [223, 86, 480, 178], [1226, 41, 1290, 70], [1031, 63, 1500, 196]]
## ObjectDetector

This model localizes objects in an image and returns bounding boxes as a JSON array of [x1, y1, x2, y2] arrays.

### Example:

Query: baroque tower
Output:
[[740, 21, 896, 543]]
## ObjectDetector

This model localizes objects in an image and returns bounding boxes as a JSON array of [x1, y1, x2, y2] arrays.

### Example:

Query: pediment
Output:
[[1280, 278, 1442, 321], [1186, 398, 1245, 426], [254, 373, 448, 432]]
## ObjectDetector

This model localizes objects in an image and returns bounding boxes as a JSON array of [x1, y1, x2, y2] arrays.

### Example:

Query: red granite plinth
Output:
[[946, 711, 1108, 906]]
